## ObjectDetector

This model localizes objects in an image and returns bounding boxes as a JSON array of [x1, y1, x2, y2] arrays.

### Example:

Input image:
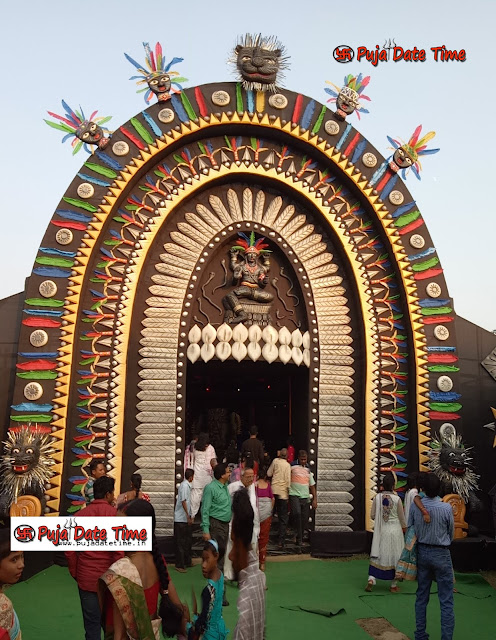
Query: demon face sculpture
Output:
[[427, 429, 479, 503], [0, 427, 55, 506]]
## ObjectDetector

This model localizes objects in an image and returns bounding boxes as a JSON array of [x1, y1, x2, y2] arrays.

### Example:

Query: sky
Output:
[[1, 0, 494, 331]]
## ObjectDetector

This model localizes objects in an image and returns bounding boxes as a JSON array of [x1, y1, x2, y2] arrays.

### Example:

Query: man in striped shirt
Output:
[[289, 450, 317, 553], [409, 473, 455, 640], [230, 488, 266, 640]]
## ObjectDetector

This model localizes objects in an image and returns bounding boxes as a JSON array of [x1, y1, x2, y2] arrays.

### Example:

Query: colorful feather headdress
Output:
[[124, 42, 187, 103], [232, 231, 271, 255], [387, 125, 440, 180], [324, 73, 371, 119], [44, 100, 112, 155]]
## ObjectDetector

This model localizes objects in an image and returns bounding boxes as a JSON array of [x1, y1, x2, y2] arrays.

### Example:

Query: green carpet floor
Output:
[[6, 559, 496, 639]]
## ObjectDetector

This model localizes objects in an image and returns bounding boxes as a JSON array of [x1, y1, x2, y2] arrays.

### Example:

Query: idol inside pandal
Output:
[[222, 232, 273, 324], [232, 33, 289, 92], [324, 73, 371, 121], [125, 41, 187, 104]]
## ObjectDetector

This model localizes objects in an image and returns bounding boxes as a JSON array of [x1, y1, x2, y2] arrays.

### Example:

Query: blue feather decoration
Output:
[[124, 52, 145, 71], [164, 57, 184, 72]]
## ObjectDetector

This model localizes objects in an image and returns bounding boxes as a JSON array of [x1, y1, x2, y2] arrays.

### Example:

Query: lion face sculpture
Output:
[[230, 34, 289, 92], [0, 427, 55, 504]]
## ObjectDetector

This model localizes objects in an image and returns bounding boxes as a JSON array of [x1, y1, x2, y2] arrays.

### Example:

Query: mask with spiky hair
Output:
[[230, 33, 289, 92], [0, 427, 55, 504], [427, 430, 479, 502]]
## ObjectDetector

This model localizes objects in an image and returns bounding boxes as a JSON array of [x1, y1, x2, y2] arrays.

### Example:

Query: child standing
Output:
[[187, 541, 228, 640], [396, 472, 431, 582], [174, 469, 194, 573]]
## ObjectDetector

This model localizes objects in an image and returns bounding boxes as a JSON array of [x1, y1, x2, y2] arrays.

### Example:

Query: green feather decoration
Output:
[[421, 306, 452, 316], [429, 402, 462, 412], [10, 414, 52, 422], [16, 371, 58, 380], [73, 141, 83, 156], [394, 210, 421, 228], [412, 257, 440, 272], [44, 120, 74, 133], [130, 118, 154, 145], [236, 83, 243, 113], [25, 297, 64, 307], [312, 105, 327, 135], [63, 197, 98, 212], [180, 92, 197, 120], [427, 365, 460, 372], [35, 256, 74, 268], [71, 485, 84, 494], [84, 162, 118, 179]]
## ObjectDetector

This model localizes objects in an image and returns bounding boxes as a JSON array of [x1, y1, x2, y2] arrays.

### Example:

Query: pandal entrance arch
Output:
[[6, 41, 461, 549]]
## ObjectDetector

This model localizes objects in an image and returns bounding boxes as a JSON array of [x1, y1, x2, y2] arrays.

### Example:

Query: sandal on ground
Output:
[[365, 581, 373, 592], [390, 585, 400, 593]]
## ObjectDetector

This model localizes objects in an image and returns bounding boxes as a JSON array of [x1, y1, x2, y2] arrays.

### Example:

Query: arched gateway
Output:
[[7, 60, 461, 545]]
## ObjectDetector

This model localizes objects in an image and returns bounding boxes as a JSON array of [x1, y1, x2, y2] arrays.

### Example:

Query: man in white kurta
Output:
[[224, 467, 260, 580]]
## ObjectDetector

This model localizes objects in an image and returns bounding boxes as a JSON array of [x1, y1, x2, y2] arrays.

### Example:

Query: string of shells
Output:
[[187, 323, 312, 366]]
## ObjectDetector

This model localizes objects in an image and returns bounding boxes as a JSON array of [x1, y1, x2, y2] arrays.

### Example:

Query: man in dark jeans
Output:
[[174, 468, 194, 573], [289, 450, 317, 553], [409, 473, 455, 640], [66, 476, 123, 640], [202, 463, 232, 605]]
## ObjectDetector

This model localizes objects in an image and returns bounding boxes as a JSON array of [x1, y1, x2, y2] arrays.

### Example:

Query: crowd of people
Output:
[[0, 428, 462, 640]]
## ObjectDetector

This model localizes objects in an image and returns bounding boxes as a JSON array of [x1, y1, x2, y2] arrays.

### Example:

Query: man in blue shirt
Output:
[[174, 468, 194, 573], [409, 472, 455, 640]]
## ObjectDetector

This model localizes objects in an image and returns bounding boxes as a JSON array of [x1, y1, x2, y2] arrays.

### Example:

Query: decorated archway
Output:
[[7, 76, 460, 538]]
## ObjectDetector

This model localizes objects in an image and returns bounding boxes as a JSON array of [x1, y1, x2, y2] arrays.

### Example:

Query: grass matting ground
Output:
[[7, 557, 496, 639]]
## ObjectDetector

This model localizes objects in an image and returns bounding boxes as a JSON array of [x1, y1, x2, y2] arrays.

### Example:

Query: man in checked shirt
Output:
[[229, 488, 266, 640], [409, 472, 455, 640]]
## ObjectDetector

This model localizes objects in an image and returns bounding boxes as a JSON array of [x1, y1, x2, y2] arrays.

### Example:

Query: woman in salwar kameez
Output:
[[366, 473, 406, 593]]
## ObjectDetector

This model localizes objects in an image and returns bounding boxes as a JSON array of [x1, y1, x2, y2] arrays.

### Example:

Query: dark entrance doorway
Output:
[[185, 361, 309, 462]]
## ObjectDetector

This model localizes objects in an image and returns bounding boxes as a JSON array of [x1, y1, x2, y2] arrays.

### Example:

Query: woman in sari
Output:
[[256, 466, 274, 573], [99, 499, 188, 639], [115, 473, 150, 510], [0, 519, 23, 640]]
